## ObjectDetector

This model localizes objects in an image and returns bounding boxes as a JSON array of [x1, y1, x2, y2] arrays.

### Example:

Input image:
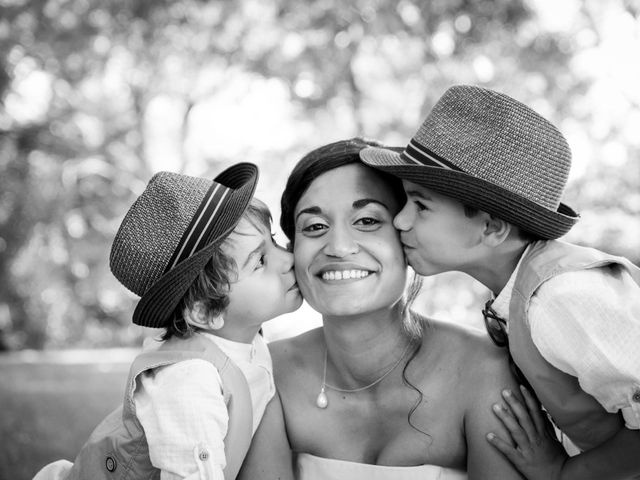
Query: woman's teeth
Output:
[[321, 270, 370, 281]]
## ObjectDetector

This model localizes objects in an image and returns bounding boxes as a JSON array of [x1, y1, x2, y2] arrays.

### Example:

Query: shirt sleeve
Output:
[[528, 267, 640, 429], [134, 359, 228, 480]]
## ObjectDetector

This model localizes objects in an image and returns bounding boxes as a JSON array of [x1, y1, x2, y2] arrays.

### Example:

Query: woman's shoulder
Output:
[[418, 316, 517, 404], [418, 315, 511, 372], [268, 327, 324, 370]]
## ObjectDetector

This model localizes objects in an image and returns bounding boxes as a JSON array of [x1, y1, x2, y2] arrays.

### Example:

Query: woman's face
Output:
[[293, 163, 407, 317]]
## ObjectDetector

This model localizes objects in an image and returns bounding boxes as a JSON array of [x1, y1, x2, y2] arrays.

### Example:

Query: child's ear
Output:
[[481, 216, 511, 247], [184, 301, 210, 328], [184, 302, 225, 330], [208, 315, 225, 330]]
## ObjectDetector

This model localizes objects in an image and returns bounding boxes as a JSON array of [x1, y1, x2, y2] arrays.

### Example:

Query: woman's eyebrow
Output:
[[294, 199, 387, 222], [353, 198, 389, 210], [295, 206, 322, 222]]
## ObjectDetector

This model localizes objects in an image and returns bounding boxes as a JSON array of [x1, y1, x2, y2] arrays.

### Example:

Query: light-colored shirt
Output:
[[135, 332, 275, 480], [492, 252, 640, 430]]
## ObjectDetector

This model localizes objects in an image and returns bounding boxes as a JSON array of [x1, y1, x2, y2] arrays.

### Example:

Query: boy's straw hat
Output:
[[110, 163, 258, 328], [360, 85, 579, 239]]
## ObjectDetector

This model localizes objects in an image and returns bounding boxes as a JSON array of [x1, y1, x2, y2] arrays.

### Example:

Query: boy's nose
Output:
[[393, 202, 414, 231], [323, 227, 358, 258], [279, 248, 295, 273]]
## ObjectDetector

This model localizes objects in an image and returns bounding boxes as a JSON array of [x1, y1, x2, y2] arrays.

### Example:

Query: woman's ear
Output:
[[481, 215, 512, 247]]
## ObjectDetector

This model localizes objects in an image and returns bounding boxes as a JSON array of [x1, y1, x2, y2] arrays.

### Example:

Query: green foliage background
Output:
[[1, 0, 639, 350]]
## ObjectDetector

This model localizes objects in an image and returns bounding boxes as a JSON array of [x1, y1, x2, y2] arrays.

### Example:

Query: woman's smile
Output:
[[292, 164, 407, 316], [320, 269, 371, 281], [315, 261, 377, 282]]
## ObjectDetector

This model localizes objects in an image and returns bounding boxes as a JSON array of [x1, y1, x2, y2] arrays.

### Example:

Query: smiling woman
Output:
[[292, 163, 407, 318], [237, 139, 525, 480]]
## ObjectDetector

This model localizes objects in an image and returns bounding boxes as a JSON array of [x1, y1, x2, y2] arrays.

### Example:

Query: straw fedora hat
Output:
[[360, 85, 579, 239], [110, 163, 258, 328]]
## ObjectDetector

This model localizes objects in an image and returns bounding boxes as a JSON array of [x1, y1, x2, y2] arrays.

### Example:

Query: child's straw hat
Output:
[[361, 85, 579, 239], [109, 163, 258, 328]]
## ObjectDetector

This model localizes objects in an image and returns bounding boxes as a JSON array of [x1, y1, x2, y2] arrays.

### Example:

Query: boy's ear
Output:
[[208, 315, 225, 330], [184, 302, 226, 330], [481, 215, 512, 247], [184, 301, 210, 328]]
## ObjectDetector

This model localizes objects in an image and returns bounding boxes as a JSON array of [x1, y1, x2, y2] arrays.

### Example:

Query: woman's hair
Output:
[[280, 137, 423, 332], [282, 139, 429, 434], [280, 137, 406, 244], [162, 197, 272, 340]]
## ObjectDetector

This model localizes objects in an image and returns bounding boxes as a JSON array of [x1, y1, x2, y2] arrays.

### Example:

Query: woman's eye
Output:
[[355, 217, 381, 230], [255, 255, 265, 269], [301, 223, 327, 235]]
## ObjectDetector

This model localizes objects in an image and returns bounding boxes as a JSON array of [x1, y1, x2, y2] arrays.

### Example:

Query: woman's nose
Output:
[[323, 227, 359, 257], [393, 201, 414, 231]]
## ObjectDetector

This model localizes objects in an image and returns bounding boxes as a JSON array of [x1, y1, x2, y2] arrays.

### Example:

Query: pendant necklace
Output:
[[316, 340, 415, 409]]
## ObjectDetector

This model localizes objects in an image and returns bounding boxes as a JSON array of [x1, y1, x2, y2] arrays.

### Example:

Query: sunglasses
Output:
[[482, 299, 508, 347], [481, 299, 538, 397]]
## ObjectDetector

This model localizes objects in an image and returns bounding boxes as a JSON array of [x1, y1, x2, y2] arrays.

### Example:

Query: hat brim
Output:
[[361, 147, 578, 240], [133, 163, 259, 328]]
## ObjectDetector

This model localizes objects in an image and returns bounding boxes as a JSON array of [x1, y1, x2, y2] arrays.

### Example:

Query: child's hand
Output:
[[487, 385, 569, 480]]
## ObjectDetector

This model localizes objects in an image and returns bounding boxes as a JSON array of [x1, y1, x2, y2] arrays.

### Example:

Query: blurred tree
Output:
[[0, 0, 638, 349]]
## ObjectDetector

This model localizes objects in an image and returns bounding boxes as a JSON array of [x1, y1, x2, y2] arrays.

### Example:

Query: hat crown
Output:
[[109, 172, 214, 297], [415, 85, 572, 210]]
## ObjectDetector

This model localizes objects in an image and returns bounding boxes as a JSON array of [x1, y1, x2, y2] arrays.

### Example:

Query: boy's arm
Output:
[[489, 385, 640, 480], [560, 428, 640, 480], [517, 268, 640, 478], [237, 391, 294, 480], [528, 268, 640, 431], [135, 359, 228, 480]]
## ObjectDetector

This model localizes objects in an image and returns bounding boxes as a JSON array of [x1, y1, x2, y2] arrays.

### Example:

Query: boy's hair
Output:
[[462, 204, 542, 243], [162, 198, 272, 340]]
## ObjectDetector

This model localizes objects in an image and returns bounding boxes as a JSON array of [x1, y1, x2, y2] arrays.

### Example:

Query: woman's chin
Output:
[[310, 299, 382, 318]]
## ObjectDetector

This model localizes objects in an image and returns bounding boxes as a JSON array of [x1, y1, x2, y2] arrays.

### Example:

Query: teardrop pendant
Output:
[[316, 387, 328, 409]]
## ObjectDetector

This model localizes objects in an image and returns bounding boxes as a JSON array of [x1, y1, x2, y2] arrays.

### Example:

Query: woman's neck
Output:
[[321, 304, 415, 388]]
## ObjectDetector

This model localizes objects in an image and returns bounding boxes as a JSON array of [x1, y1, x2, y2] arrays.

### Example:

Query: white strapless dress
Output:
[[296, 453, 467, 480]]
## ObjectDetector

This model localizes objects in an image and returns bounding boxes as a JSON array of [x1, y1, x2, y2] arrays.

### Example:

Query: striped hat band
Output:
[[165, 183, 231, 272]]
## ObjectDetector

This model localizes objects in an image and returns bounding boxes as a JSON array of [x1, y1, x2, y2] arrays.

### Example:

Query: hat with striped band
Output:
[[360, 85, 579, 239], [109, 163, 258, 328]]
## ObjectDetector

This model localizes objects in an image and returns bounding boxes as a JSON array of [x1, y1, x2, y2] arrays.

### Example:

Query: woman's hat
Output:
[[360, 85, 579, 239], [109, 163, 259, 328]]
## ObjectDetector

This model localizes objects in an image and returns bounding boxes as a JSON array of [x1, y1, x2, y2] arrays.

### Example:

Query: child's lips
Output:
[[399, 235, 415, 249]]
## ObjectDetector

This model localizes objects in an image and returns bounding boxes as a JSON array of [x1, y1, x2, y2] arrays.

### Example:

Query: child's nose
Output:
[[394, 202, 413, 231], [279, 248, 295, 273]]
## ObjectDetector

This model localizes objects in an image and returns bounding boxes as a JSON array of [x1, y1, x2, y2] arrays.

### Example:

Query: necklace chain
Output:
[[321, 340, 415, 393]]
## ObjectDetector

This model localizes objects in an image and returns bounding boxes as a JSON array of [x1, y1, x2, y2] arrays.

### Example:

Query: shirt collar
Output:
[[491, 244, 532, 320], [199, 331, 260, 363]]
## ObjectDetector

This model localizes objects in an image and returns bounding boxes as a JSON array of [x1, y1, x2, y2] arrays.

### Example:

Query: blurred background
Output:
[[1, 0, 639, 478]]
